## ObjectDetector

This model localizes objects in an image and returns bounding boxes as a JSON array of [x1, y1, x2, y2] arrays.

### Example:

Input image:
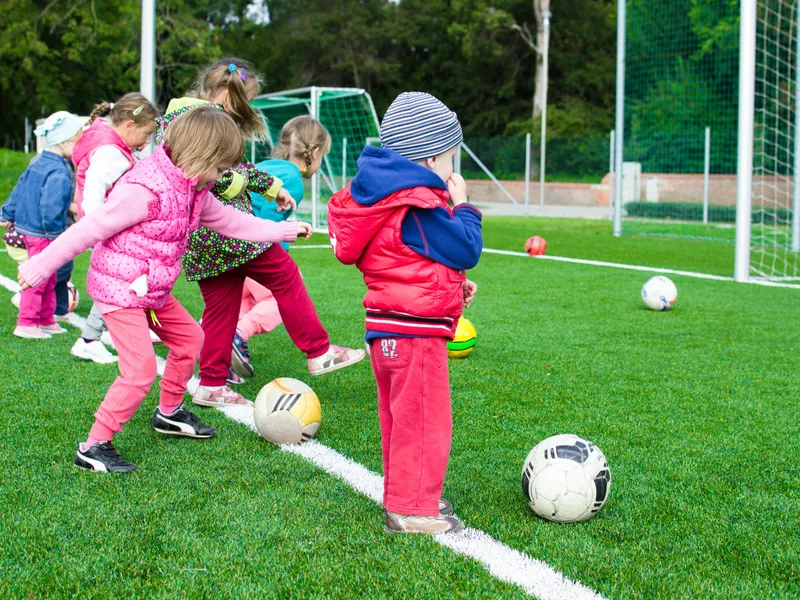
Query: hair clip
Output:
[[228, 63, 237, 73], [240, 68, 247, 83], [132, 105, 144, 116], [300, 167, 308, 174]]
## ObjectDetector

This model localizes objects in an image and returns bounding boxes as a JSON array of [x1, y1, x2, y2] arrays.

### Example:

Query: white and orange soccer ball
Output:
[[253, 378, 322, 445]]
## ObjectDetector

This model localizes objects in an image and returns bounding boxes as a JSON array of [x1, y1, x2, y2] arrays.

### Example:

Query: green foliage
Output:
[[0, 149, 33, 202]]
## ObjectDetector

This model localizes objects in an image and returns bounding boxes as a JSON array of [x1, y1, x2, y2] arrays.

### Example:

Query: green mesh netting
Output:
[[251, 88, 380, 228]]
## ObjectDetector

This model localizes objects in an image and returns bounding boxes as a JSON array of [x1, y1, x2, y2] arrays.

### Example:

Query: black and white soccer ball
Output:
[[521, 434, 611, 523]]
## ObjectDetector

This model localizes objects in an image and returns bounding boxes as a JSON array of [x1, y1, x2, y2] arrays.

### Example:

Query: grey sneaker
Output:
[[384, 498, 453, 518], [385, 511, 465, 535]]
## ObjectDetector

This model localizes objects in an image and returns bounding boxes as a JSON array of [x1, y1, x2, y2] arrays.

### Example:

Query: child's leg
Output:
[[18, 236, 54, 327], [89, 308, 158, 441], [197, 269, 246, 387], [242, 244, 329, 358], [148, 295, 204, 411], [372, 337, 452, 517], [369, 340, 394, 506], [236, 290, 283, 341], [82, 304, 107, 341], [54, 260, 74, 317]]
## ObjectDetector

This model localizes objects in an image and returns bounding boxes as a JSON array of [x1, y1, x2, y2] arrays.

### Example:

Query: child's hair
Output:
[[272, 116, 332, 172], [163, 106, 244, 178], [192, 57, 267, 139], [89, 93, 160, 127]]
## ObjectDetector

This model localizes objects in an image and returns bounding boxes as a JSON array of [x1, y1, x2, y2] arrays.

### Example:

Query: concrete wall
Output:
[[468, 173, 795, 208]]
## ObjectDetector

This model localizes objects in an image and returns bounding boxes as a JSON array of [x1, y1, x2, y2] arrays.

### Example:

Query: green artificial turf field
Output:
[[1, 219, 798, 599]]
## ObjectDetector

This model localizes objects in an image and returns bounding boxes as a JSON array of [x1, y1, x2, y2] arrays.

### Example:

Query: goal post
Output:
[[615, 0, 800, 282], [251, 87, 381, 232]]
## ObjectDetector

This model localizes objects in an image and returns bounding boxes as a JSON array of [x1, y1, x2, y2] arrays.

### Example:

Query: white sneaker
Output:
[[40, 323, 68, 335], [308, 344, 366, 376], [100, 331, 115, 349], [385, 512, 465, 535], [192, 385, 248, 407], [13, 326, 51, 339], [71, 338, 118, 364]]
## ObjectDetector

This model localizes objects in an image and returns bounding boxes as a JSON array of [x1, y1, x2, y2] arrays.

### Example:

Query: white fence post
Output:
[[793, 3, 800, 252], [609, 130, 615, 220], [525, 133, 531, 213], [703, 126, 711, 225], [342, 137, 347, 189], [613, 0, 626, 237], [735, 0, 756, 282]]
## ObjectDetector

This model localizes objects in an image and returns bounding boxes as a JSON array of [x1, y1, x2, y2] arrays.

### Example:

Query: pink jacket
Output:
[[72, 120, 135, 220], [20, 145, 298, 311]]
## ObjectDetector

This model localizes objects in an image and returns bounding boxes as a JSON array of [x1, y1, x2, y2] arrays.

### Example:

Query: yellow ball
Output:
[[253, 378, 322, 445], [447, 317, 477, 358]]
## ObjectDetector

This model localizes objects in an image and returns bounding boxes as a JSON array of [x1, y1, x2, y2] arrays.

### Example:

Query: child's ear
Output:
[[426, 156, 437, 170], [311, 146, 321, 161]]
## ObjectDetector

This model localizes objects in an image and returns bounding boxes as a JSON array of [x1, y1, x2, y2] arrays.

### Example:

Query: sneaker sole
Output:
[[74, 454, 138, 473], [231, 348, 254, 379], [70, 348, 118, 364], [151, 425, 216, 438], [383, 520, 465, 535], [192, 397, 250, 408], [309, 352, 366, 376], [14, 331, 51, 339]]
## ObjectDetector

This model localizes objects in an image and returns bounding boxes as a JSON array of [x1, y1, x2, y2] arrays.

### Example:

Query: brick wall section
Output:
[[467, 174, 795, 208]]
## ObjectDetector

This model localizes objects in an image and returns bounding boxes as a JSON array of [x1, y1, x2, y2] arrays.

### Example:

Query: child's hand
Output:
[[0, 220, 10, 229], [17, 269, 31, 290], [296, 222, 312, 240], [276, 189, 296, 212], [447, 173, 468, 206], [463, 279, 477, 308]]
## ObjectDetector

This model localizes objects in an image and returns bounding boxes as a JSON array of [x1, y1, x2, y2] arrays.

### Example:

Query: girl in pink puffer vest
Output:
[[17, 107, 311, 473]]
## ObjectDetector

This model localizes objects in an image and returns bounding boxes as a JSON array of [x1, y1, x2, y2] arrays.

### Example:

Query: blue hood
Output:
[[350, 146, 447, 206]]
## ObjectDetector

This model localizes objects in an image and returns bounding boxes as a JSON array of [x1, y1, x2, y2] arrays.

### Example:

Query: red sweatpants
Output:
[[197, 244, 330, 387], [370, 336, 452, 516], [90, 295, 203, 441]]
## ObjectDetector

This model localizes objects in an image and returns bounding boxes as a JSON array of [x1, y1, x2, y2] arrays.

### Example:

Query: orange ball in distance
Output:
[[525, 236, 547, 256]]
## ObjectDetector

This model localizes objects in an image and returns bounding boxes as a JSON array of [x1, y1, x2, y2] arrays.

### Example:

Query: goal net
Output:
[[750, 0, 800, 280], [250, 87, 381, 231]]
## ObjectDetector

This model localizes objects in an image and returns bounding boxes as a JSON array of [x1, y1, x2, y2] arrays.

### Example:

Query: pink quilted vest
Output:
[[86, 145, 208, 309], [73, 119, 135, 220]]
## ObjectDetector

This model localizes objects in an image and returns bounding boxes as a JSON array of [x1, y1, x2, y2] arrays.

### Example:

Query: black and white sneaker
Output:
[[151, 403, 217, 438], [74, 441, 138, 473]]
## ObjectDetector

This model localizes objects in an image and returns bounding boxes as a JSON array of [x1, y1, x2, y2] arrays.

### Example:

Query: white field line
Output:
[[0, 272, 606, 600], [293, 243, 800, 290]]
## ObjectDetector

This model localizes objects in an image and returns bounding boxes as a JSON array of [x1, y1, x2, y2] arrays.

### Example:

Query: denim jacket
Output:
[[1, 151, 74, 239]]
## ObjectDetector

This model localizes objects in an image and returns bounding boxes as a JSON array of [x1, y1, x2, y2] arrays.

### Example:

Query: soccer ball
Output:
[[253, 378, 322, 445], [67, 281, 79, 312], [525, 236, 547, 256], [447, 317, 477, 358], [641, 276, 677, 311], [521, 434, 611, 523]]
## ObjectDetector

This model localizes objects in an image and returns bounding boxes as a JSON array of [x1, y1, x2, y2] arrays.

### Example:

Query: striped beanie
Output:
[[380, 92, 463, 161]]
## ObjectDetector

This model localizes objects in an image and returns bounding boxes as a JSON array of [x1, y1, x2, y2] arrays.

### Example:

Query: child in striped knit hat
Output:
[[328, 92, 482, 534]]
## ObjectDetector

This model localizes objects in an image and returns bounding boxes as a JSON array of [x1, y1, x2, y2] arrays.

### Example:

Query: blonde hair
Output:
[[163, 107, 244, 178], [89, 93, 159, 127], [193, 57, 266, 138], [272, 116, 332, 173]]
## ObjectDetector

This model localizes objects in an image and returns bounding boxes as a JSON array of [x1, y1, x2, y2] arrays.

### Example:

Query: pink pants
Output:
[[370, 336, 452, 516], [90, 295, 203, 441], [237, 278, 282, 341], [18, 236, 56, 327]]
